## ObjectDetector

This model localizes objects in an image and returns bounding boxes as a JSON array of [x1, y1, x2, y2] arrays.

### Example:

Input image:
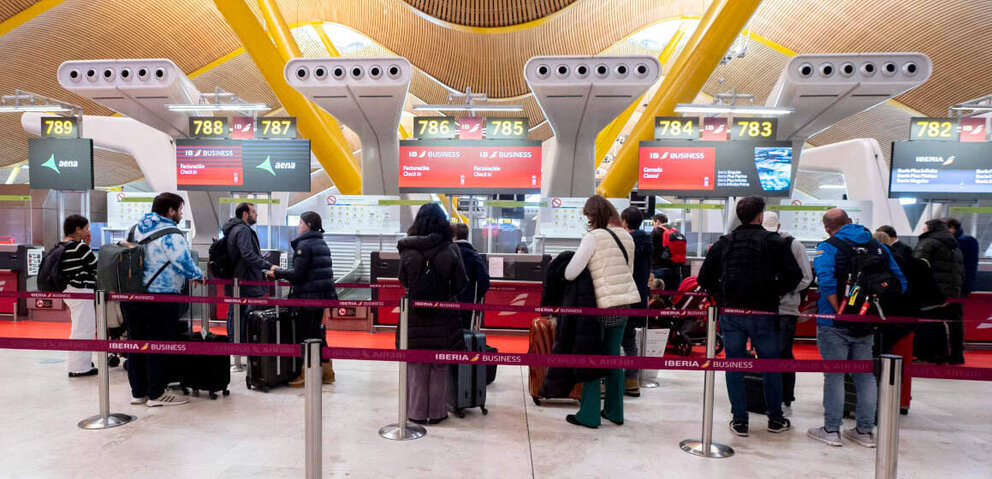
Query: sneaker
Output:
[[146, 392, 190, 407], [807, 426, 842, 447], [782, 403, 793, 418], [843, 427, 876, 448], [768, 417, 792, 433], [68, 368, 98, 378], [130, 396, 148, 405], [728, 421, 748, 437]]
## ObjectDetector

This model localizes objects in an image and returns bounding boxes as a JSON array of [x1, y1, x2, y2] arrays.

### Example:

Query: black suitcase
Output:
[[913, 320, 950, 364], [246, 308, 298, 392], [448, 330, 489, 417], [484, 345, 498, 385], [744, 373, 767, 414], [178, 332, 231, 399]]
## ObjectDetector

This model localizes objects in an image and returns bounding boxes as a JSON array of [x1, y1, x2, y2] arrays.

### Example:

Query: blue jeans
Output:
[[818, 325, 876, 432], [720, 314, 783, 423], [226, 304, 252, 343]]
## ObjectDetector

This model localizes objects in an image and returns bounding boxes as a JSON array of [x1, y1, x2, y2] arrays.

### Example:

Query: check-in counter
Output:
[[0, 244, 45, 320], [371, 251, 550, 330]]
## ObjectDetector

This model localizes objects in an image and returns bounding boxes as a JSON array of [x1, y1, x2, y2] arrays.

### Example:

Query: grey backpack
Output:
[[97, 226, 182, 293]]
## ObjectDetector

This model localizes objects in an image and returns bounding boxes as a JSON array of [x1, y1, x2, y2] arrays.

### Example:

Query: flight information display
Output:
[[176, 139, 311, 192], [398, 139, 541, 194], [889, 141, 992, 199], [637, 140, 793, 197]]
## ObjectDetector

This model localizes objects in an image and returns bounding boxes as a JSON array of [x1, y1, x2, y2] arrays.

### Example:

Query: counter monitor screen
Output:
[[398, 139, 541, 194], [889, 141, 992, 200], [176, 139, 311, 192], [27, 138, 94, 190], [637, 140, 792, 197]]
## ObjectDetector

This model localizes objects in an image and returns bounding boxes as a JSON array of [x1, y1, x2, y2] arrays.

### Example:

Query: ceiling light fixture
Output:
[[413, 87, 524, 114], [0, 90, 80, 116], [674, 103, 794, 116], [166, 87, 270, 113]]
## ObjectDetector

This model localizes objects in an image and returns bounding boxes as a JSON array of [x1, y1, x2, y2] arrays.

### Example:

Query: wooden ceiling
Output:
[[401, 0, 576, 27], [0, 0, 990, 186]]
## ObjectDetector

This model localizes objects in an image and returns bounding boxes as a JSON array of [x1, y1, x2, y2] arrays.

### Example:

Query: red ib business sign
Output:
[[960, 117, 988, 143], [638, 146, 716, 191], [398, 140, 541, 193]]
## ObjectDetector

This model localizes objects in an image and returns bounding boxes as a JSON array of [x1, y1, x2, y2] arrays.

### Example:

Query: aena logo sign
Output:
[[41, 154, 78, 174], [256, 156, 296, 176]]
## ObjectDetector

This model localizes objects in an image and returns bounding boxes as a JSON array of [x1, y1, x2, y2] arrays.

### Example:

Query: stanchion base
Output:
[[640, 379, 660, 389], [679, 439, 734, 458], [378, 423, 427, 441], [78, 413, 136, 430]]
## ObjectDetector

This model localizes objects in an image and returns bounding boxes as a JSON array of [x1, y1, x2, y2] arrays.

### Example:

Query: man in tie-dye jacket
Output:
[[123, 192, 204, 408]]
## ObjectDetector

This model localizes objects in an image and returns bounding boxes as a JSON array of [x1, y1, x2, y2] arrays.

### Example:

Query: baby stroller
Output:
[[107, 301, 126, 368], [657, 277, 723, 357]]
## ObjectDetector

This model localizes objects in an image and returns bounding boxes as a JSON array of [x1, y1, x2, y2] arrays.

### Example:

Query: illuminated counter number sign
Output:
[[655, 116, 697, 140], [189, 117, 228, 139], [256, 117, 297, 139], [485, 117, 529, 139], [40, 117, 78, 139], [413, 116, 457, 139], [732, 118, 777, 140], [910, 117, 959, 141]]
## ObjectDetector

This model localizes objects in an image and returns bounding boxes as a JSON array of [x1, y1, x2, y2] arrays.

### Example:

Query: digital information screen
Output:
[[176, 139, 311, 192], [637, 140, 793, 197], [889, 141, 992, 200], [28, 138, 94, 190], [398, 139, 541, 194]]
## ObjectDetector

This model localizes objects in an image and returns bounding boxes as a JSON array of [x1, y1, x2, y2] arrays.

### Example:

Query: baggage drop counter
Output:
[[371, 252, 549, 331]]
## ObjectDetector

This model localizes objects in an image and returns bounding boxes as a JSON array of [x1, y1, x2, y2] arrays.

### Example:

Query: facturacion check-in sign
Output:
[[398, 139, 542, 194], [175, 139, 311, 192]]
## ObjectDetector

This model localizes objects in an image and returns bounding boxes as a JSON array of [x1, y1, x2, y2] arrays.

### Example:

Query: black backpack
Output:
[[409, 251, 450, 302], [208, 235, 235, 280], [827, 237, 903, 336], [719, 229, 777, 307], [38, 243, 69, 292]]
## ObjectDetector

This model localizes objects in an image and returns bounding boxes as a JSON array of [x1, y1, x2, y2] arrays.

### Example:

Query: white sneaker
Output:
[[807, 426, 843, 447], [843, 427, 876, 448], [146, 392, 190, 407], [130, 396, 148, 405], [782, 403, 793, 418]]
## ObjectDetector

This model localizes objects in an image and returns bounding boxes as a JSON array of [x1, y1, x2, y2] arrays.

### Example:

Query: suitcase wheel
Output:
[[223, 389, 230, 396], [455, 409, 465, 419], [532, 397, 542, 406], [481, 407, 488, 415], [108, 355, 120, 368], [714, 334, 725, 355], [209, 392, 218, 400]]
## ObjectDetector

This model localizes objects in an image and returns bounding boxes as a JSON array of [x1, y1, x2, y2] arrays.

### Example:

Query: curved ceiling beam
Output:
[[397, 0, 579, 35]]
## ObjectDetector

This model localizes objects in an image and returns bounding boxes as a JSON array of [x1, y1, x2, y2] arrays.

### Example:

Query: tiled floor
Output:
[[0, 346, 990, 478]]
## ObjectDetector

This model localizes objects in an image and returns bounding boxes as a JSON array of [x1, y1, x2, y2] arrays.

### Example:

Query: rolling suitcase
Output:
[[744, 373, 767, 414], [448, 314, 488, 417], [528, 316, 581, 404], [246, 308, 298, 392], [178, 331, 231, 399]]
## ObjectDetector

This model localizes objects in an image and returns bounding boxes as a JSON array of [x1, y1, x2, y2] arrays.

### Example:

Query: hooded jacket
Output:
[[131, 212, 203, 294], [397, 233, 469, 350], [814, 223, 907, 326], [915, 223, 964, 298], [454, 240, 490, 305], [222, 218, 272, 298], [273, 230, 337, 302], [953, 229, 979, 295]]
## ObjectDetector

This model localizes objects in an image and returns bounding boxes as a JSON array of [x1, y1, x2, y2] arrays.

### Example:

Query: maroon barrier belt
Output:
[[906, 364, 992, 382], [0, 291, 97, 300]]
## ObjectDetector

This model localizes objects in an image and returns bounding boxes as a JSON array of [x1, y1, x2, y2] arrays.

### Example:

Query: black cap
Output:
[[300, 211, 324, 233]]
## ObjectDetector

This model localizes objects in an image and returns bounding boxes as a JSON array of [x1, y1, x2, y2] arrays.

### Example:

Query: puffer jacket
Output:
[[222, 218, 272, 298], [914, 223, 964, 298], [274, 230, 337, 302], [397, 233, 468, 350], [584, 227, 641, 308], [131, 212, 203, 293]]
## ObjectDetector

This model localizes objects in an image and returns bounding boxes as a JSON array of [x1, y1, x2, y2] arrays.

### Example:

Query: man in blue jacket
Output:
[[808, 209, 906, 448], [946, 218, 979, 296]]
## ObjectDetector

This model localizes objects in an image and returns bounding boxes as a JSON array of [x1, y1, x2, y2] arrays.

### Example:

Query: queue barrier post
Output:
[[78, 290, 137, 430], [231, 278, 245, 373], [875, 354, 903, 479], [303, 339, 322, 479], [638, 325, 660, 389], [378, 297, 426, 440], [679, 305, 734, 458], [196, 281, 210, 338]]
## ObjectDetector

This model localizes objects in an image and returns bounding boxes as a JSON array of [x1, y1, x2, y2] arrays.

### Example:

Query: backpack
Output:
[[826, 237, 903, 336], [208, 236, 235, 280], [662, 227, 687, 264], [718, 229, 777, 307], [37, 243, 69, 292], [408, 251, 450, 302], [96, 226, 183, 293]]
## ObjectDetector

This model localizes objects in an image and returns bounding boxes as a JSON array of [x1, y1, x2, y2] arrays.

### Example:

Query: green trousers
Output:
[[575, 322, 626, 426]]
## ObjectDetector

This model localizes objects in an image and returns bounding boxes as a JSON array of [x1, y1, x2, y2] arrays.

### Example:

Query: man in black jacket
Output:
[[620, 207, 653, 397], [452, 223, 490, 330], [698, 196, 803, 437], [915, 219, 965, 364], [222, 202, 273, 342], [876, 225, 913, 261]]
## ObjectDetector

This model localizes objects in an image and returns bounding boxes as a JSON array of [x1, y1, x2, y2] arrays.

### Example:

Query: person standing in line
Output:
[[452, 223, 490, 330], [698, 196, 802, 437], [222, 202, 273, 342], [563, 196, 641, 428], [945, 218, 979, 297], [650, 213, 680, 289], [620, 206, 653, 398], [61, 214, 99, 378], [915, 219, 965, 365], [398, 203, 468, 425], [124, 193, 204, 407], [875, 225, 913, 261], [269, 211, 337, 386], [808, 209, 906, 447], [761, 211, 813, 417]]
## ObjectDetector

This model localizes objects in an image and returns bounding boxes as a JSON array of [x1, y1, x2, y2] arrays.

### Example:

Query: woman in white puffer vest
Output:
[[563, 195, 641, 428]]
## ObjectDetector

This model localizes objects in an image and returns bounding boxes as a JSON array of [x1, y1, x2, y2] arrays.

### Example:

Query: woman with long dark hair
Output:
[[397, 203, 468, 424]]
